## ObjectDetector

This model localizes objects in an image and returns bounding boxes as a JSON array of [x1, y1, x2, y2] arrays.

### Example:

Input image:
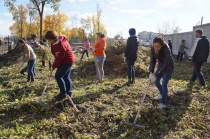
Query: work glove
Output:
[[149, 73, 156, 83]]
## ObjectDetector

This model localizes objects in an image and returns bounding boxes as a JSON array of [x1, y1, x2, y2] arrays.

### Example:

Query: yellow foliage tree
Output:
[[44, 11, 68, 35]]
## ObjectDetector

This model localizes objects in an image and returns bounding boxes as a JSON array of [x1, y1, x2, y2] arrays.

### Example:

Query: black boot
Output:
[[131, 79, 135, 84], [126, 79, 132, 85], [66, 92, 72, 97], [54, 93, 66, 101], [20, 71, 25, 75]]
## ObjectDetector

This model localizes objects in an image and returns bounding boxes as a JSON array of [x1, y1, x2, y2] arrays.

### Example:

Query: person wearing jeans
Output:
[[80, 38, 90, 60], [155, 71, 173, 105], [93, 31, 106, 82], [18, 39, 37, 82], [55, 64, 73, 97], [20, 64, 36, 76], [188, 29, 209, 90], [124, 28, 138, 85], [45, 30, 76, 100], [149, 37, 174, 109]]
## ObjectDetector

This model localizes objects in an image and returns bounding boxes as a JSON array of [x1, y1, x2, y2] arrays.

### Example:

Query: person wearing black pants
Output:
[[177, 40, 188, 61], [124, 28, 138, 85], [189, 29, 209, 90]]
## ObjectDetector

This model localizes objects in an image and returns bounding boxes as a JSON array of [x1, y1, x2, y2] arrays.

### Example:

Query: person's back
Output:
[[51, 35, 75, 68], [125, 36, 138, 61], [23, 43, 37, 61]]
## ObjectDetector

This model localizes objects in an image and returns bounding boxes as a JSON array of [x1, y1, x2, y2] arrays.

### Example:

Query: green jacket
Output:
[[178, 42, 188, 53]]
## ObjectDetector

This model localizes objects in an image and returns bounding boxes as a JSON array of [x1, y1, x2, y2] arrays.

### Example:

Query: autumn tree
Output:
[[4, 0, 61, 39], [90, 4, 107, 42], [27, 3, 38, 36], [44, 11, 68, 34], [80, 17, 91, 41], [9, 5, 28, 38]]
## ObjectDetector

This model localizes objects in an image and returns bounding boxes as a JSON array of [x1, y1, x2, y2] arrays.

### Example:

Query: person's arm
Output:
[[52, 45, 66, 70], [155, 45, 171, 76], [125, 38, 131, 58], [22, 46, 30, 62], [149, 48, 156, 73], [189, 38, 200, 57], [184, 44, 189, 49]]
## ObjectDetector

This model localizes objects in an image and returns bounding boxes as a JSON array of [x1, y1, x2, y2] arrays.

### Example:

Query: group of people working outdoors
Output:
[[17, 28, 209, 109]]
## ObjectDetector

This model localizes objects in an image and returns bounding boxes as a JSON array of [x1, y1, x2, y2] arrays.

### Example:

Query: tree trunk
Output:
[[21, 20, 23, 38], [40, 12, 43, 40]]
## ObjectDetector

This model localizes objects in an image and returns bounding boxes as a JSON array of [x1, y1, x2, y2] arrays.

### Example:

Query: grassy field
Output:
[[0, 51, 209, 139]]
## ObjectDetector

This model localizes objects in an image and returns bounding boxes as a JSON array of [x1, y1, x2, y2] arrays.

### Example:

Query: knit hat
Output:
[[45, 30, 58, 40], [129, 28, 136, 36]]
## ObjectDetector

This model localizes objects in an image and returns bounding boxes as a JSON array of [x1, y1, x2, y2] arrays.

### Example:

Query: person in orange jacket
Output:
[[92, 31, 106, 82]]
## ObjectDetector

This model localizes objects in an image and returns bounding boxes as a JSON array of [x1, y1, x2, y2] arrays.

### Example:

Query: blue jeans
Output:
[[24, 59, 36, 81], [55, 64, 73, 95], [21, 64, 36, 75], [80, 50, 89, 60], [127, 59, 136, 80], [155, 71, 173, 104], [191, 62, 205, 86], [94, 56, 106, 81]]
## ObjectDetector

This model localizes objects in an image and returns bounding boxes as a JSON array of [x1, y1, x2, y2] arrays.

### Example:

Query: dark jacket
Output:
[[125, 36, 138, 61], [192, 36, 209, 63], [51, 35, 76, 70], [168, 42, 173, 54], [149, 43, 174, 76]]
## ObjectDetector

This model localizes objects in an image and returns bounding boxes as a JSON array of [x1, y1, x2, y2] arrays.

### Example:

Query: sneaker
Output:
[[154, 94, 162, 100], [54, 93, 66, 101], [157, 103, 166, 109], [195, 85, 206, 90]]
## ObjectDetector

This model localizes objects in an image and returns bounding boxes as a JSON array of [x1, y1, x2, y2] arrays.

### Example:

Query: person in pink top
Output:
[[80, 38, 90, 61]]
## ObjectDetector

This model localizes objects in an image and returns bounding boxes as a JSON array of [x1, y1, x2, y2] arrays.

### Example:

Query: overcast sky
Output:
[[0, 0, 210, 38]]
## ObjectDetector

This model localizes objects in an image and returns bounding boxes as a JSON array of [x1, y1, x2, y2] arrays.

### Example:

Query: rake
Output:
[[123, 81, 151, 128]]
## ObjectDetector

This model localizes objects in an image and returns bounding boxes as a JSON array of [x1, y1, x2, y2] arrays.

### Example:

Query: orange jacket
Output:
[[93, 38, 106, 56]]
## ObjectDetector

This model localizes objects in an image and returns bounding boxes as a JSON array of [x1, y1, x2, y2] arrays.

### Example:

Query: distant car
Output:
[[145, 42, 150, 47]]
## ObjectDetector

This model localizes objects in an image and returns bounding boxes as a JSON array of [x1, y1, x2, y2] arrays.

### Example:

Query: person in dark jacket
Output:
[[149, 37, 174, 109], [124, 28, 138, 85], [168, 39, 173, 54], [45, 30, 76, 100], [189, 29, 209, 90]]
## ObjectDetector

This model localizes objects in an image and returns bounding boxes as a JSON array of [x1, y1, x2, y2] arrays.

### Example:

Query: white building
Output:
[[137, 31, 159, 46]]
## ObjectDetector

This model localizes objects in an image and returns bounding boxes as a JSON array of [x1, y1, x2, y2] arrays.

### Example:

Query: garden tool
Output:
[[123, 81, 151, 128]]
